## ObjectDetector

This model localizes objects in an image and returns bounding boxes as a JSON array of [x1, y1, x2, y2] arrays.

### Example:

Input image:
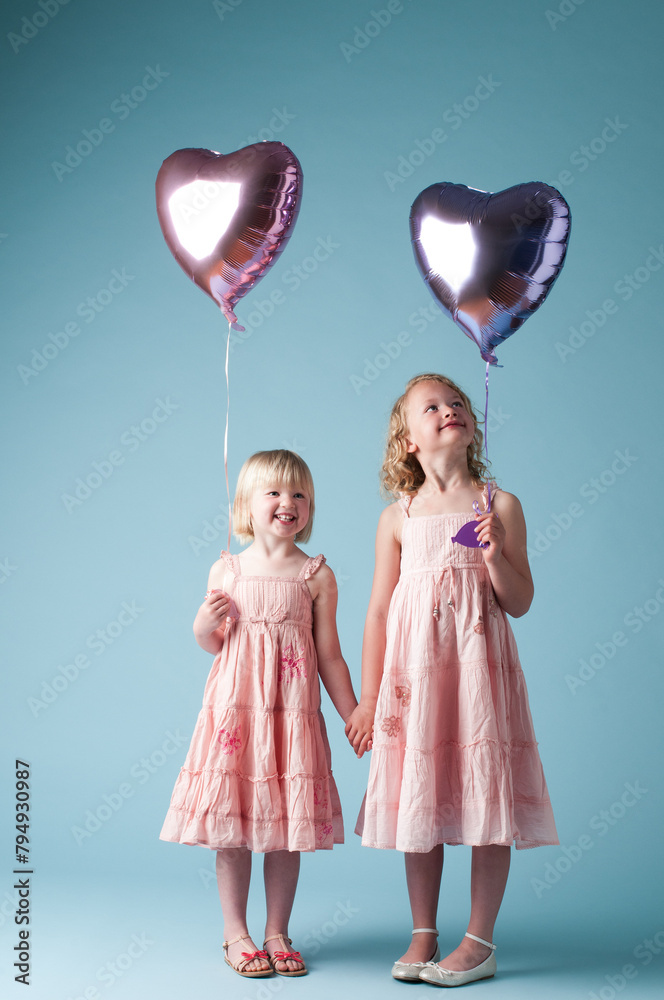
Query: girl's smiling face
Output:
[[249, 483, 311, 540], [405, 381, 475, 457]]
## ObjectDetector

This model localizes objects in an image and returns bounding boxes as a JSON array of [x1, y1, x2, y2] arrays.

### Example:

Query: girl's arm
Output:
[[311, 564, 357, 723], [345, 504, 402, 757], [193, 560, 233, 654], [475, 490, 534, 618]]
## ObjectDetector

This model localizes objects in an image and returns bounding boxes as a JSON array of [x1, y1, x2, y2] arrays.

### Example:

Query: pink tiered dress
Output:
[[356, 492, 558, 852], [160, 552, 343, 853]]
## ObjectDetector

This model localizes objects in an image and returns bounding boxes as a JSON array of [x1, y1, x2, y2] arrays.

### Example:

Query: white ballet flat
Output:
[[392, 928, 440, 982], [418, 932, 496, 987]]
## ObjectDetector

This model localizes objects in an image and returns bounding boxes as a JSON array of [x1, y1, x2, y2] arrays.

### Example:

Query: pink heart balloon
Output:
[[410, 181, 571, 364], [156, 143, 302, 329]]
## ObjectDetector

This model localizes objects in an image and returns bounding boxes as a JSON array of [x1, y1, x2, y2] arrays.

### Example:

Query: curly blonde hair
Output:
[[233, 450, 315, 545], [381, 373, 490, 498]]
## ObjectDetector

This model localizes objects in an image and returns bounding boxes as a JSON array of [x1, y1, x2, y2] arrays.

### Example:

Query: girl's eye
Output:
[[425, 404, 438, 412], [294, 493, 305, 500]]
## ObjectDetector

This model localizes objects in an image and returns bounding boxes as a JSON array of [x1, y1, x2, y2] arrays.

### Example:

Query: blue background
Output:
[[2, 0, 663, 997]]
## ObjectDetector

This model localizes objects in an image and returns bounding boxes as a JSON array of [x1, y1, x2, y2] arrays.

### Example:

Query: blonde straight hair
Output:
[[233, 450, 315, 544]]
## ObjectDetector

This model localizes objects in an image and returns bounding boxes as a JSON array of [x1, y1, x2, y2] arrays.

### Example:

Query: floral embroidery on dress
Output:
[[395, 685, 411, 707], [313, 781, 328, 809], [381, 715, 401, 737], [480, 580, 498, 619], [217, 726, 242, 755], [279, 644, 307, 682], [474, 616, 485, 635], [317, 821, 333, 844]]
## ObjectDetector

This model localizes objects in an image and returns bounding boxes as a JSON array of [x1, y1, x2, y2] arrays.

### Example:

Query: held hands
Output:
[[474, 510, 506, 563], [345, 703, 375, 759]]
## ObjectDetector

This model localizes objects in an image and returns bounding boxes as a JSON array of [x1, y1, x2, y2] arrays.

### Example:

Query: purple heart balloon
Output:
[[410, 181, 571, 365]]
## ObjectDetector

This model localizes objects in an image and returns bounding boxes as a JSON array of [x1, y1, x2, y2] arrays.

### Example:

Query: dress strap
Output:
[[480, 482, 500, 511], [219, 550, 240, 576], [397, 494, 414, 517], [298, 553, 326, 581]]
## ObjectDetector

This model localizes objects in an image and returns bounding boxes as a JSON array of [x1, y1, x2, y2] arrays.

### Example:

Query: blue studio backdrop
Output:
[[1, 1, 663, 998]]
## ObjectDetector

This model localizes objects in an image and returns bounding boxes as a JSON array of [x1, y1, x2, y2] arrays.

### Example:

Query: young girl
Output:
[[161, 450, 357, 978], [346, 374, 558, 987]]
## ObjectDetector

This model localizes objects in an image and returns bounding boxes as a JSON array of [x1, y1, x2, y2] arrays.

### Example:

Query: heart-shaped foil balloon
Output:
[[410, 182, 571, 365], [156, 143, 302, 329]]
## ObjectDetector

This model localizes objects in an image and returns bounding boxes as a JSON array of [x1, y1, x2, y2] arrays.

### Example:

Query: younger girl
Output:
[[161, 450, 357, 978], [346, 374, 558, 987]]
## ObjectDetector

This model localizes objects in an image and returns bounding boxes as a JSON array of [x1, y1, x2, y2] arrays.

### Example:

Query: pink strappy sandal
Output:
[[263, 934, 307, 977], [222, 934, 272, 978]]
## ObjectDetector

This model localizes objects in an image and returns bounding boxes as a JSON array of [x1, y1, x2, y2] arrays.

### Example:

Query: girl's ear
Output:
[[405, 437, 418, 455]]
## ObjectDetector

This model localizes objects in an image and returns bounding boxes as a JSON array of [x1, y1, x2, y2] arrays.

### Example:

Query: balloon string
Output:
[[484, 360, 491, 512], [224, 319, 232, 551]]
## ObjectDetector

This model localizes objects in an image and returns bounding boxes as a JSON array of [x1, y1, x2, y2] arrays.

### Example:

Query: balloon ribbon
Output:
[[484, 360, 491, 512], [451, 361, 492, 549], [224, 318, 232, 550]]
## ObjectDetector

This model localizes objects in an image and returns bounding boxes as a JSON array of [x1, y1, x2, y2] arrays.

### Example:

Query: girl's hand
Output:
[[474, 510, 506, 563], [473, 492, 534, 618], [194, 560, 235, 654], [199, 589, 232, 634], [345, 703, 375, 759]]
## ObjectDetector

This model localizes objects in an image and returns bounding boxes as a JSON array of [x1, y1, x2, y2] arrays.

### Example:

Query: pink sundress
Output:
[[356, 491, 558, 852], [160, 552, 343, 852]]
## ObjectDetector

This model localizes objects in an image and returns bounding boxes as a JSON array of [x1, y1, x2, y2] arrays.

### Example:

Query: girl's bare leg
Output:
[[216, 848, 270, 973], [397, 845, 445, 963], [263, 850, 304, 973], [436, 844, 510, 971]]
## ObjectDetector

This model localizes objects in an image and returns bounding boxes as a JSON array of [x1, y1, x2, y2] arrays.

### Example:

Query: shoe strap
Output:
[[264, 933, 291, 946], [465, 932, 496, 951], [412, 927, 439, 935], [223, 933, 249, 949]]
